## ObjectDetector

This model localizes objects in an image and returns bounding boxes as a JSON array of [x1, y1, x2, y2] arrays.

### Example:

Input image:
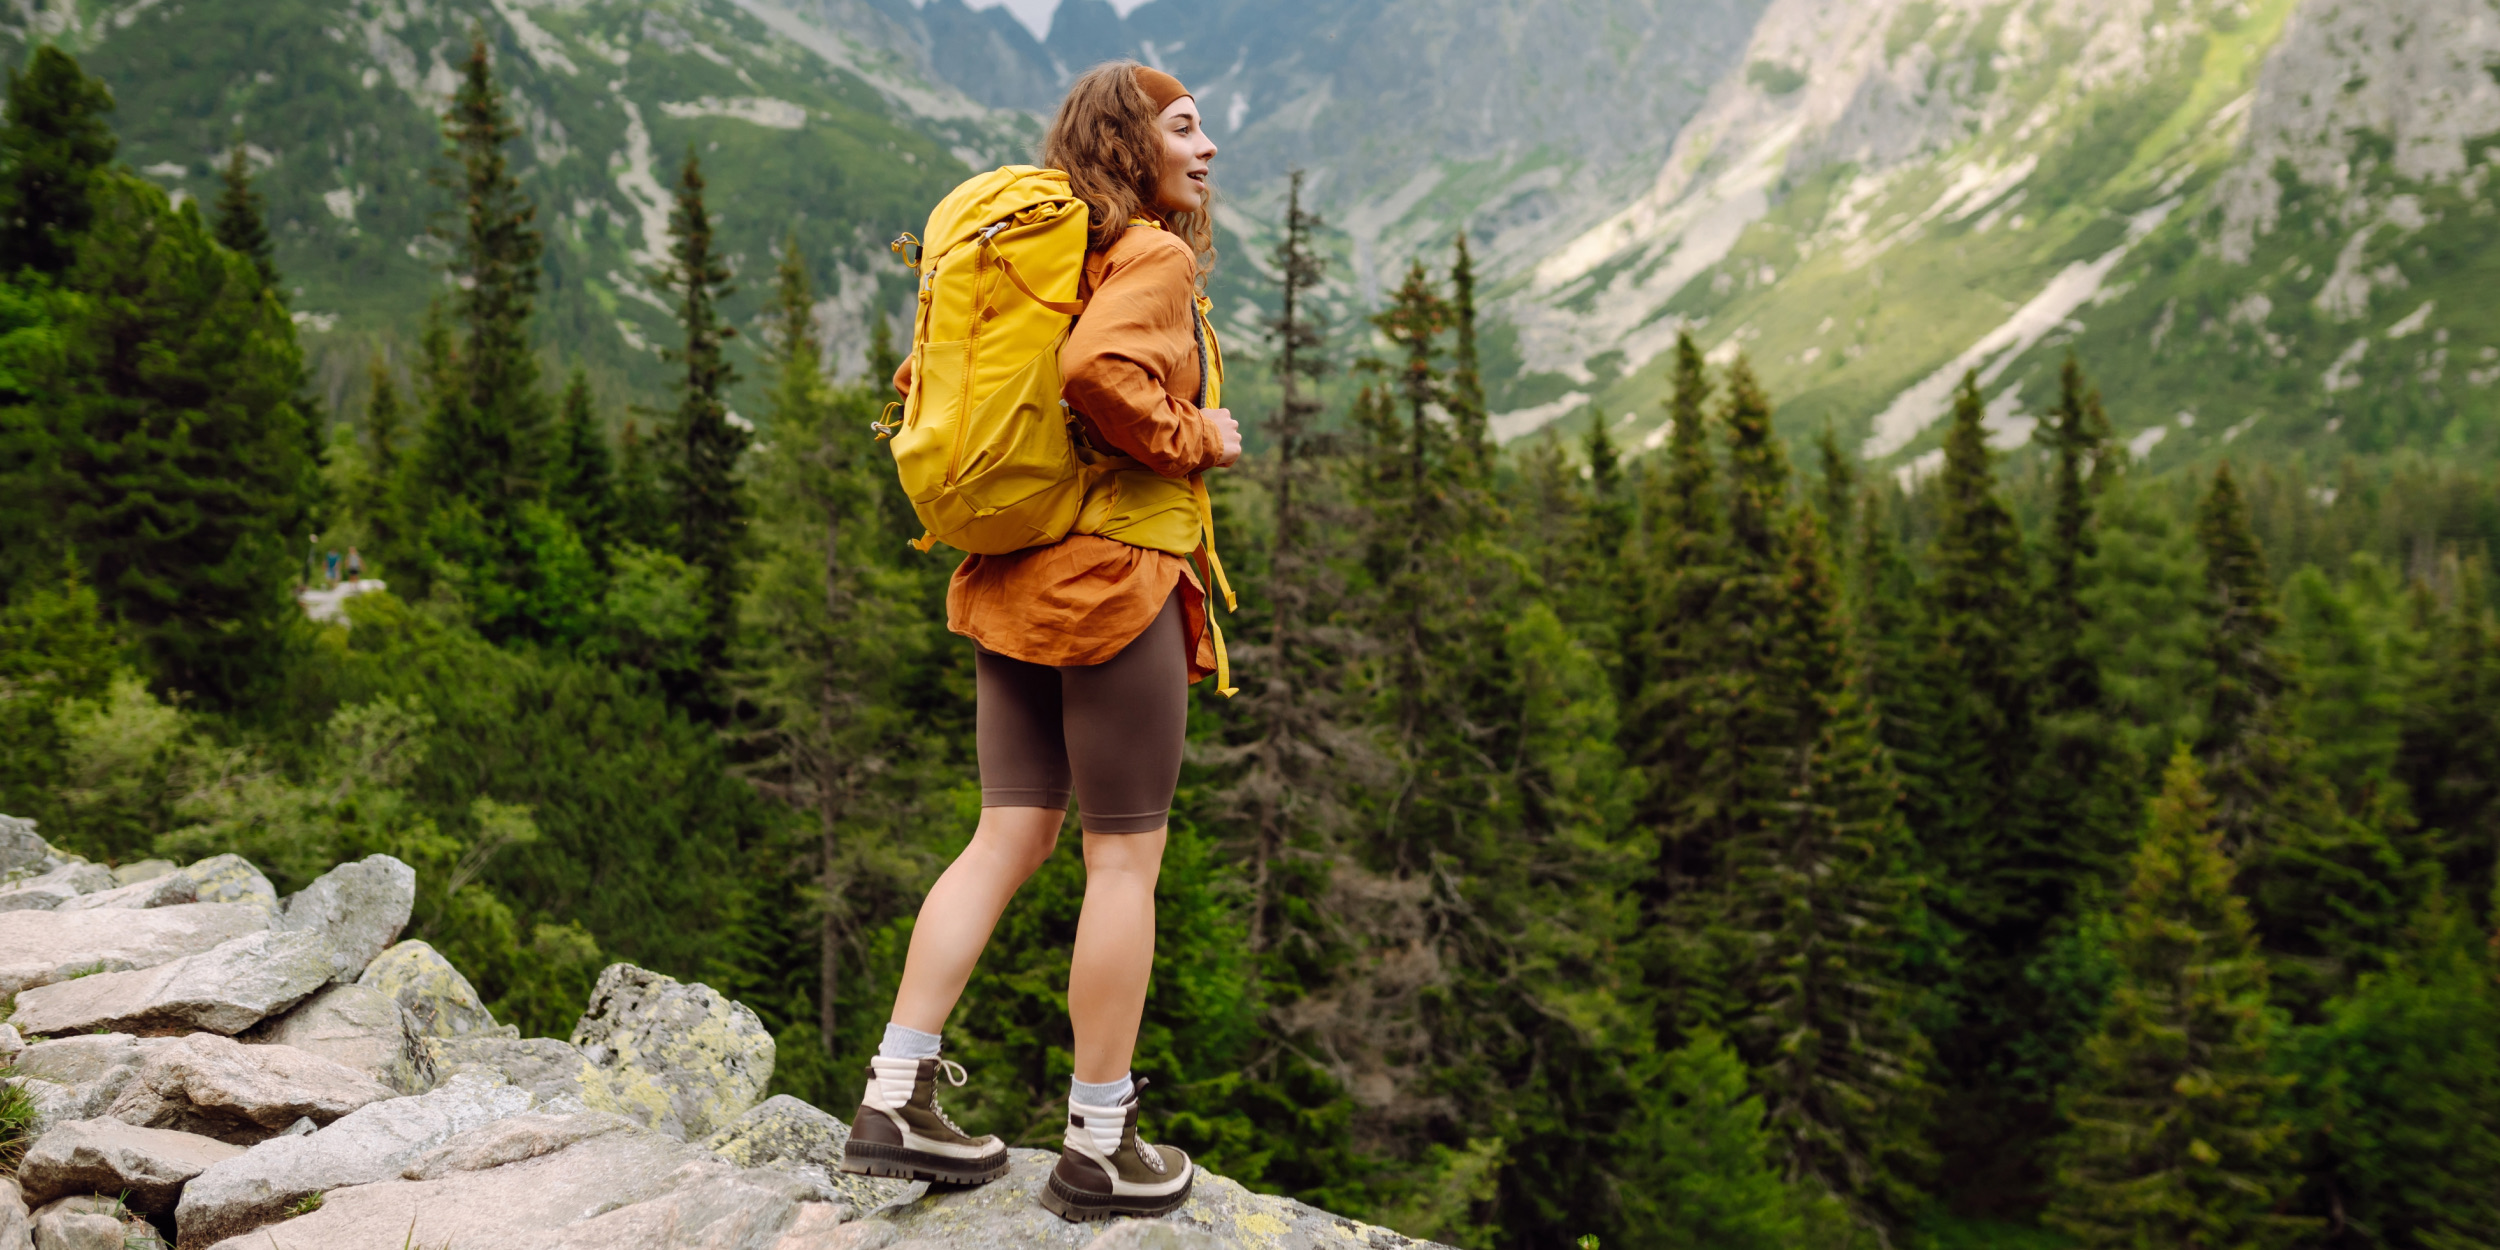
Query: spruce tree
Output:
[[1444, 233, 1488, 476], [2396, 595, 2500, 911], [419, 35, 550, 518], [49, 173, 315, 703], [1626, 333, 1727, 902], [548, 368, 617, 566], [659, 149, 746, 691], [211, 142, 276, 291], [355, 356, 407, 570], [2195, 464, 2409, 1009], [2048, 748, 2309, 1249], [0, 46, 115, 277], [1812, 423, 1856, 560]]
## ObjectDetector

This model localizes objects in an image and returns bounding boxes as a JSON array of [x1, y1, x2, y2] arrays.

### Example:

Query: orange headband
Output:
[[1135, 65, 1191, 114]]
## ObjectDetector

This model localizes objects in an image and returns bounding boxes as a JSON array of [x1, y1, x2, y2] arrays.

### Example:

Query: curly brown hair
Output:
[[1039, 61, 1215, 283]]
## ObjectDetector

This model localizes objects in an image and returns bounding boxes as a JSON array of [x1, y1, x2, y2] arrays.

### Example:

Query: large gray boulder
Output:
[[704, 1094, 900, 1212], [54, 872, 196, 912], [0, 903, 271, 998], [851, 1148, 1457, 1250], [568, 964, 773, 1141], [103, 1033, 396, 1144], [17, 1119, 245, 1216], [112, 860, 178, 887], [355, 940, 505, 1040], [0, 814, 67, 881], [275, 855, 414, 983], [423, 1035, 592, 1105], [242, 983, 434, 1095], [200, 1120, 832, 1250], [0, 1179, 28, 1250], [5, 1034, 164, 1137], [171, 857, 277, 919], [7, 930, 335, 1037], [27, 1196, 131, 1250], [173, 1072, 538, 1249], [0, 862, 112, 912]]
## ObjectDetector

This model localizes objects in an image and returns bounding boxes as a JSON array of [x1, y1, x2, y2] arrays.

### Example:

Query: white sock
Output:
[[1069, 1072, 1134, 1156], [879, 1022, 941, 1060]]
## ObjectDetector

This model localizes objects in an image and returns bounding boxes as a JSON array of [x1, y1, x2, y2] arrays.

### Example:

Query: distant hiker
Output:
[[344, 547, 364, 583], [842, 61, 1235, 1223], [324, 550, 340, 584]]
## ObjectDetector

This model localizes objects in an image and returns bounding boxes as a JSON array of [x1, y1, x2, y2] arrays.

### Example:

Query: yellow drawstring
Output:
[[1192, 474, 1237, 697]]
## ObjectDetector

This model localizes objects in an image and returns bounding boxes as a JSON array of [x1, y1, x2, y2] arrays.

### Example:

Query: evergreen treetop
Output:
[[212, 142, 276, 292], [658, 148, 746, 695], [0, 46, 115, 277]]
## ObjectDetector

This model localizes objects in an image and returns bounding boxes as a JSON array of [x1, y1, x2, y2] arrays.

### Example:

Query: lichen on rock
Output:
[[568, 963, 772, 1141]]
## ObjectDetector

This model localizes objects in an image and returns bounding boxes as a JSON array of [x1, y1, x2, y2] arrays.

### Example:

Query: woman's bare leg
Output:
[[889, 806, 1064, 1034], [1068, 826, 1167, 1085]]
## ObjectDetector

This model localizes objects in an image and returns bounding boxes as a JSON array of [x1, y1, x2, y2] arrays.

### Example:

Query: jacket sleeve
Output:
[[1059, 236, 1224, 479]]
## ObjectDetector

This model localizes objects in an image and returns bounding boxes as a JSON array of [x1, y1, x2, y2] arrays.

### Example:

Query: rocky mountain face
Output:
[[0, 815, 1443, 1250]]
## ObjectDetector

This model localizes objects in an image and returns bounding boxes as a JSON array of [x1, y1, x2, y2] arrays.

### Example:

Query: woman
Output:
[[839, 61, 1239, 1222]]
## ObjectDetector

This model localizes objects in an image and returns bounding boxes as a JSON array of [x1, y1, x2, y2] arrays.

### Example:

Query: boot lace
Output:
[[928, 1057, 972, 1136], [1129, 1077, 1166, 1173]]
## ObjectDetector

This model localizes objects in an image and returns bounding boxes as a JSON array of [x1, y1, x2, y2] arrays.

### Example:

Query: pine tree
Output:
[[658, 148, 747, 692], [1444, 233, 1488, 476], [2195, 464, 2409, 1010], [2396, 594, 2500, 913], [1613, 1030, 1823, 1249], [418, 34, 551, 519], [548, 368, 617, 565], [211, 142, 275, 291], [0, 46, 115, 277], [1626, 333, 1726, 901], [2048, 748, 2310, 1249]]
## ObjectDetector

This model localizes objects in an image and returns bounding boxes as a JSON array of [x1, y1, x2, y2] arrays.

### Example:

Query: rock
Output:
[[173, 1072, 538, 1249], [568, 964, 772, 1141], [195, 1110, 709, 1250], [398, 1110, 637, 1180], [0, 814, 67, 881], [8, 930, 335, 1038], [1082, 1223, 1228, 1250], [104, 1034, 396, 1144], [28, 1196, 130, 1250], [54, 873, 196, 912], [0, 1023, 21, 1065], [275, 855, 413, 983], [171, 857, 276, 919], [0, 863, 113, 913], [112, 860, 178, 887], [769, 1202, 864, 1250], [703, 1095, 899, 1212], [18, 1118, 246, 1216], [0, 1179, 29, 1250], [6, 1035, 161, 1135], [0, 903, 273, 999], [848, 1148, 1458, 1250], [534, 1162, 829, 1250], [242, 983, 433, 1095], [422, 1036, 591, 1105], [355, 940, 505, 1040]]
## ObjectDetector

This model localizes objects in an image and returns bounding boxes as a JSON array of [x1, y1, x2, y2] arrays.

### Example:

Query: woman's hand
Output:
[[1206, 407, 1242, 468]]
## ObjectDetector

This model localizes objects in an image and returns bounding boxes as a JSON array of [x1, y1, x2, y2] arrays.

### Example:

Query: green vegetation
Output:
[[6, 32, 2500, 1250], [0, 1063, 33, 1177]]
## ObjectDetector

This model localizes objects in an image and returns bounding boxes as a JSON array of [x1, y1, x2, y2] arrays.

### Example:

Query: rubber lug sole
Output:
[[1039, 1168, 1194, 1222], [840, 1139, 1010, 1185]]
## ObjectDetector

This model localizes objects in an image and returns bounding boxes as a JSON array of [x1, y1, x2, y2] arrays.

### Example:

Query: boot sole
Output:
[[1039, 1169, 1194, 1222], [840, 1139, 1011, 1185]]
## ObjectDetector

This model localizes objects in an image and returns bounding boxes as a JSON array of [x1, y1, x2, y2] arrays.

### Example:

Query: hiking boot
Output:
[[840, 1056, 1010, 1184], [1039, 1078, 1195, 1221]]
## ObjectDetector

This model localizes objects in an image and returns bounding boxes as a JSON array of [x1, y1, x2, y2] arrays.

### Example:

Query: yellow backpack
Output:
[[881, 165, 1239, 693]]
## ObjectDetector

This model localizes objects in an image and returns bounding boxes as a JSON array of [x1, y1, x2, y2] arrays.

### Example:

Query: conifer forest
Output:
[[10, 37, 2500, 1250]]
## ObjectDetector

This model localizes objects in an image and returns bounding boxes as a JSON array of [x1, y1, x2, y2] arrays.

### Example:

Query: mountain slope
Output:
[[0, 0, 1027, 410]]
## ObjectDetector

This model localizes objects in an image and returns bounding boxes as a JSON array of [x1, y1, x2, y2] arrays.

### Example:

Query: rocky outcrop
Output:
[[0, 830, 1441, 1250], [356, 938, 505, 1039], [241, 982, 433, 1094], [17, 1119, 245, 1216], [274, 855, 414, 984], [0, 903, 272, 999], [569, 963, 773, 1141], [9, 929, 337, 1037]]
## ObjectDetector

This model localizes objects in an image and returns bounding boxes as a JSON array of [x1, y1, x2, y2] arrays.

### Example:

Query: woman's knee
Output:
[[1081, 827, 1168, 880], [972, 806, 1064, 877]]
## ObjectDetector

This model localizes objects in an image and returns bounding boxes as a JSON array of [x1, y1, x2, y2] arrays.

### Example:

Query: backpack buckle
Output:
[[890, 232, 923, 269]]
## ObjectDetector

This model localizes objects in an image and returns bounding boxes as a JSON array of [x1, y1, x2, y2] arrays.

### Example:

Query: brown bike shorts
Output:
[[974, 592, 1188, 834]]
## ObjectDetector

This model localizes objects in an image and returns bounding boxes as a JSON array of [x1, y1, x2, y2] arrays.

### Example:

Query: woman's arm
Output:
[[1060, 237, 1224, 479]]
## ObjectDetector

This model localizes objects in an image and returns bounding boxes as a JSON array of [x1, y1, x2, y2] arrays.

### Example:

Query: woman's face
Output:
[[1150, 96, 1216, 216]]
